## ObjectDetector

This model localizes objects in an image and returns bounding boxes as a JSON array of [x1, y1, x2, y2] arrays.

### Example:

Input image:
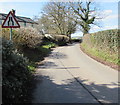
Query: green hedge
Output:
[[82, 29, 118, 54], [2, 38, 33, 103], [81, 29, 119, 65]]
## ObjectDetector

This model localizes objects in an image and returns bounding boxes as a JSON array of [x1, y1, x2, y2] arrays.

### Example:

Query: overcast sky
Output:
[[0, 0, 119, 37]]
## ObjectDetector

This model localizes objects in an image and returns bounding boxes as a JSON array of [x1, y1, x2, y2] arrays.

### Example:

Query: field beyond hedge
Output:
[[81, 29, 120, 69]]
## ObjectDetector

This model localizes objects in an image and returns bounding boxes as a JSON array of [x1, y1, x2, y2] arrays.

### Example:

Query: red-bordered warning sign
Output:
[[2, 11, 20, 28]]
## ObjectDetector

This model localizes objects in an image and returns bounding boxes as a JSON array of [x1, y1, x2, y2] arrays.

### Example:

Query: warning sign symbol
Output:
[[2, 11, 20, 28]]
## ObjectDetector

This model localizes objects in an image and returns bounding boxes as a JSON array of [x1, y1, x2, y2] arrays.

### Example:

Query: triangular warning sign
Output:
[[2, 11, 20, 28]]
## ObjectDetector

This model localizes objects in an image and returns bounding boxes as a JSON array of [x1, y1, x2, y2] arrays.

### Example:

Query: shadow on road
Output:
[[49, 51, 67, 59], [32, 75, 119, 104], [37, 61, 80, 69], [76, 78, 119, 103], [37, 61, 58, 68], [31, 43, 119, 104], [37, 51, 68, 69], [56, 67, 80, 69]]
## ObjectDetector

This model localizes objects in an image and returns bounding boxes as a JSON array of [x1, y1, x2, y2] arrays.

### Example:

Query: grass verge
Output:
[[80, 43, 119, 70]]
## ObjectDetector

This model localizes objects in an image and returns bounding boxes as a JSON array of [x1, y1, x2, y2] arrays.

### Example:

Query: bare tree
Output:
[[37, 1, 101, 37], [42, 2, 65, 34], [40, 2, 77, 35]]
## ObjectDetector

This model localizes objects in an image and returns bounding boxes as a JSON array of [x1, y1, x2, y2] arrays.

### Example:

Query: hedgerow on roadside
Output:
[[82, 29, 118, 54], [2, 38, 33, 103], [81, 29, 120, 66], [2, 27, 56, 103], [44, 34, 69, 46], [2, 27, 43, 50], [1, 27, 70, 103]]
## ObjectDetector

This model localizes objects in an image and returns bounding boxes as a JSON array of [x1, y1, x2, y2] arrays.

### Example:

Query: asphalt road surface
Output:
[[32, 43, 119, 104]]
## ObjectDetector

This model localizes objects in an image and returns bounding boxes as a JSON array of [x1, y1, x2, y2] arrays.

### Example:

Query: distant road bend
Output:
[[32, 43, 119, 104]]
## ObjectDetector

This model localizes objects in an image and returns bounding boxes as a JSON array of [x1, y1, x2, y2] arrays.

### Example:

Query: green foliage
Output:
[[20, 46, 50, 62], [42, 42, 56, 49], [81, 43, 119, 65], [28, 65, 35, 72], [81, 29, 119, 65], [2, 38, 33, 103], [83, 29, 118, 53], [21, 41, 54, 62], [71, 2, 96, 35]]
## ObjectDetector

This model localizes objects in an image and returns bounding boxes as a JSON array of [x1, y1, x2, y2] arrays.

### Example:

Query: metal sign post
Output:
[[10, 28, 12, 40], [2, 11, 20, 40]]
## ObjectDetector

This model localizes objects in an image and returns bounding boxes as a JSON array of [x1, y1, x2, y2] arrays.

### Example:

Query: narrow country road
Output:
[[32, 43, 119, 104]]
